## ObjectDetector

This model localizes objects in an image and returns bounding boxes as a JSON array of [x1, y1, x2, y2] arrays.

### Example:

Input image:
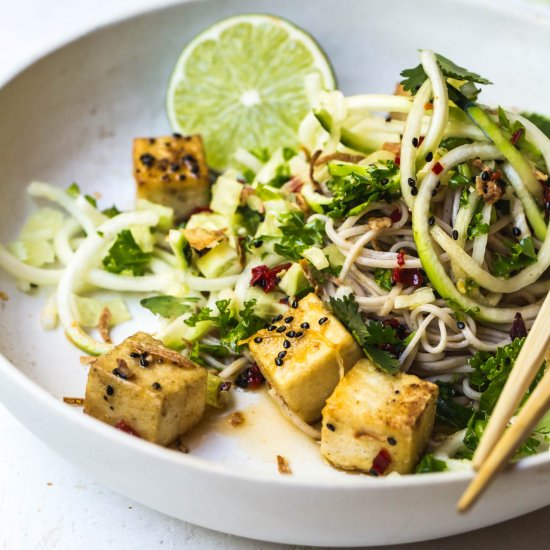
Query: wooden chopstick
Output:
[[471, 292, 550, 470], [457, 348, 550, 513]]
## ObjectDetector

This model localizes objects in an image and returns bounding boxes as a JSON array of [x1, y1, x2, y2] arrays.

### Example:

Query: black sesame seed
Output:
[[369, 469, 380, 477], [300, 322, 310, 329], [112, 368, 128, 380], [170, 163, 180, 172], [425, 152, 433, 162], [291, 300, 299, 308], [326, 423, 336, 432], [152, 382, 162, 390], [452, 230, 459, 240], [106, 385, 114, 396], [412, 137, 419, 148], [254, 337, 263, 344], [407, 178, 416, 187], [295, 331, 304, 338], [172, 132, 182, 138], [139, 357, 149, 367], [457, 321, 465, 330], [275, 358, 284, 366], [129, 352, 140, 358], [254, 240, 263, 248], [284, 316, 294, 323], [318, 317, 328, 325], [481, 171, 490, 182], [273, 314, 283, 322], [278, 351, 287, 359], [286, 330, 296, 338], [387, 437, 397, 446], [381, 178, 389, 185], [276, 326, 286, 333], [267, 325, 276, 331], [512, 227, 521, 237], [429, 216, 435, 226], [411, 187, 418, 196], [283, 340, 291, 349], [431, 189, 437, 196], [395, 390, 400, 394], [139, 153, 155, 167], [178, 174, 186, 181]]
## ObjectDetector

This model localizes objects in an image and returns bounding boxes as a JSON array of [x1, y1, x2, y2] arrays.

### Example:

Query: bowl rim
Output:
[[1, 0, 549, 491]]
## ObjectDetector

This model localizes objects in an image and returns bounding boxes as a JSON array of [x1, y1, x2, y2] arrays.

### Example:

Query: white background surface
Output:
[[1, 1, 550, 549]]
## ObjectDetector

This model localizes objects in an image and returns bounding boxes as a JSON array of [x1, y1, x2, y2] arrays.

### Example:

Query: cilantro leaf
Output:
[[140, 295, 198, 318], [329, 295, 402, 374], [435, 381, 475, 429], [272, 211, 326, 261], [400, 53, 491, 95], [374, 268, 393, 291], [521, 112, 550, 139], [237, 205, 263, 236], [102, 229, 151, 276], [491, 236, 537, 278], [415, 454, 448, 474], [326, 161, 401, 218], [467, 210, 490, 240], [102, 205, 121, 218]]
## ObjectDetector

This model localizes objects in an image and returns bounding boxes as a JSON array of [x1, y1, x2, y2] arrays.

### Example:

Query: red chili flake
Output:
[[432, 161, 444, 175], [510, 312, 527, 340], [396, 250, 406, 267], [235, 364, 265, 389], [390, 208, 402, 223], [394, 155, 401, 166], [250, 263, 292, 293], [418, 136, 425, 145], [542, 182, 550, 216], [392, 267, 424, 287], [115, 420, 140, 437], [511, 128, 524, 146], [371, 448, 392, 476], [489, 170, 503, 182], [424, 103, 433, 110]]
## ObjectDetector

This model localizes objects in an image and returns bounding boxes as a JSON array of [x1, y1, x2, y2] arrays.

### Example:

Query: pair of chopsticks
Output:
[[457, 292, 550, 513]]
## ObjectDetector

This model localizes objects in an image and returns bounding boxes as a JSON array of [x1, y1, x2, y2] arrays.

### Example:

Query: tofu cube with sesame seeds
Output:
[[321, 358, 438, 475], [84, 332, 207, 446], [248, 293, 363, 423], [133, 135, 210, 220]]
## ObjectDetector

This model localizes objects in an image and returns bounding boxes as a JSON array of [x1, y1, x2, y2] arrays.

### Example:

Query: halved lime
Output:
[[166, 14, 336, 170]]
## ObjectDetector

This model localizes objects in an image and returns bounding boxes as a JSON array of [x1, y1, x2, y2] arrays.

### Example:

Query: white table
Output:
[[1, 1, 550, 548]]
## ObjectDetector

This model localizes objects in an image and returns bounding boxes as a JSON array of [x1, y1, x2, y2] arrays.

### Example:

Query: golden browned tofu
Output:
[[133, 135, 210, 219], [321, 358, 438, 475], [249, 293, 363, 423], [84, 332, 207, 446]]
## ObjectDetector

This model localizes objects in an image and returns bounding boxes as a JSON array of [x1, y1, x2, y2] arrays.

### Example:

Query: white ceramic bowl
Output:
[[1, 0, 550, 546]]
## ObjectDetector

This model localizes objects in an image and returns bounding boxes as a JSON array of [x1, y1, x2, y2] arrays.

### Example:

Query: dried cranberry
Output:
[[115, 420, 140, 437], [371, 449, 392, 476], [390, 208, 402, 223], [392, 267, 424, 288], [250, 263, 292, 293], [489, 170, 503, 182], [382, 318, 408, 340], [235, 364, 265, 389], [395, 155, 401, 166], [510, 312, 527, 340]]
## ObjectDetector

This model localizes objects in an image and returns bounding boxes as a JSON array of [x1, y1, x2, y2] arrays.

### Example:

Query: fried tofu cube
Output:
[[248, 293, 363, 423], [133, 135, 210, 220], [84, 332, 207, 445], [321, 358, 438, 475]]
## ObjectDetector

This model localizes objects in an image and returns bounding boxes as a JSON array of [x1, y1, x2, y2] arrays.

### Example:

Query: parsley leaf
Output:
[[400, 53, 491, 96], [467, 210, 490, 240], [140, 295, 199, 318], [326, 161, 401, 218], [329, 295, 402, 374], [491, 236, 537, 278], [190, 341, 232, 366], [272, 211, 326, 261], [185, 299, 264, 352], [520, 112, 550, 139], [415, 454, 448, 474], [237, 205, 263, 235], [374, 268, 393, 291], [102, 229, 151, 276], [435, 381, 475, 429]]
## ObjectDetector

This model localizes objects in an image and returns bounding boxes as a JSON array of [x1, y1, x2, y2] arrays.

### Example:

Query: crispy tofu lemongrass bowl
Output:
[[1, 0, 550, 545]]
